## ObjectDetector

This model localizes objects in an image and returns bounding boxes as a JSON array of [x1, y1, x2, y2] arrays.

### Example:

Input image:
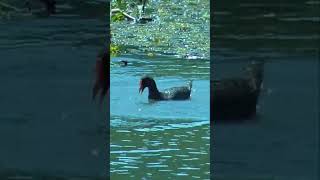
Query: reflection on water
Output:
[[212, 0, 319, 179]]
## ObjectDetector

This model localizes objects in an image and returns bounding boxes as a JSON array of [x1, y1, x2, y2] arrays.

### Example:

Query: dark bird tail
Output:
[[188, 80, 193, 91], [244, 60, 265, 92]]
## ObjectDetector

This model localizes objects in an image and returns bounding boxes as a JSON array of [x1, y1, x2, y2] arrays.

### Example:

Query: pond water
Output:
[[110, 0, 210, 179], [0, 0, 107, 179], [110, 56, 210, 179], [212, 0, 319, 179]]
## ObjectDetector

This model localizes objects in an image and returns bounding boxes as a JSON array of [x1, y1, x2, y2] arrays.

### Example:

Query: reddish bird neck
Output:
[[95, 59, 106, 83]]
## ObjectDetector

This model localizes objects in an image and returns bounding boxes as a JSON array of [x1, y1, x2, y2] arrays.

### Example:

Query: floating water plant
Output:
[[111, 11, 125, 22], [111, 0, 210, 59], [147, 52, 155, 57], [111, 44, 123, 57]]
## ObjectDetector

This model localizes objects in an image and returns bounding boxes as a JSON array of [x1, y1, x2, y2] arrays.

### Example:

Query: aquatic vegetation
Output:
[[111, 0, 210, 59], [111, 43, 124, 57], [111, 0, 128, 22], [111, 0, 145, 22], [111, 11, 125, 22], [112, 0, 128, 10]]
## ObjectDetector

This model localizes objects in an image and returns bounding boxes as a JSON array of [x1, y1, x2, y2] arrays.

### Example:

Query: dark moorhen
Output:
[[139, 76, 192, 100], [92, 50, 109, 104], [212, 61, 265, 121], [119, 60, 128, 67]]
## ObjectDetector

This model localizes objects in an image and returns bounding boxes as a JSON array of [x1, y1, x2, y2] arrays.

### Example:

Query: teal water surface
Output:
[[110, 55, 210, 179]]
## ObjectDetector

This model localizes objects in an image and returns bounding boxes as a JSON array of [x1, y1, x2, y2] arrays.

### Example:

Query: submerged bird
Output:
[[119, 60, 128, 67], [212, 61, 265, 121], [92, 50, 109, 104], [139, 76, 192, 100]]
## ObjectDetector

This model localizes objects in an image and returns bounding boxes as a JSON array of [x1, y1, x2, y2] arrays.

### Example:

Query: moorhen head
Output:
[[139, 76, 192, 100], [139, 76, 157, 94]]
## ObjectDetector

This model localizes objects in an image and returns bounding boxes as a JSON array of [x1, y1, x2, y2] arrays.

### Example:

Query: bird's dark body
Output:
[[157, 86, 191, 100], [119, 60, 128, 67], [139, 76, 192, 101], [211, 61, 264, 121]]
